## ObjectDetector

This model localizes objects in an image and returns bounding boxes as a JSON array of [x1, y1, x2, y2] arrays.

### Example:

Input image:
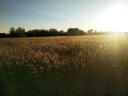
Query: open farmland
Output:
[[1, 35, 128, 96]]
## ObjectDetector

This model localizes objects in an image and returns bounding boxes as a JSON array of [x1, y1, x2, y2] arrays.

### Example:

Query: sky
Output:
[[0, 0, 128, 33]]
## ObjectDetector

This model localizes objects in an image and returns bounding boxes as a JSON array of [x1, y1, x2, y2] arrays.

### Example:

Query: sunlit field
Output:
[[1, 35, 128, 96]]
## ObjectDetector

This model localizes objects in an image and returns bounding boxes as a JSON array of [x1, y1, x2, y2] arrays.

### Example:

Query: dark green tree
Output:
[[9, 27, 18, 37], [67, 28, 85, 35], [9, 27, 26, 37], [16, 27, 26, 37]]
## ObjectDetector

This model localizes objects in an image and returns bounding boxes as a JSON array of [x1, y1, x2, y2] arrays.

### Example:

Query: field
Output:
[[1, 35, 128, 96]]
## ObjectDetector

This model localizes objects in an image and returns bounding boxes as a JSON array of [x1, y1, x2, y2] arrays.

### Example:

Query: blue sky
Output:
[[0, 0, 127, 33]]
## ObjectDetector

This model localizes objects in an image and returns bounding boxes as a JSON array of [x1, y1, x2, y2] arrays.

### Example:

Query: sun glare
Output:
[[98, 3, 128, 32]]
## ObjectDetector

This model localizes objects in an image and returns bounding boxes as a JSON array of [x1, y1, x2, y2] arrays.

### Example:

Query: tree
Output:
[[0, 33, 7, 38], [9, 27, 16, 37], [59, 30, 65, 36], [49, 28, 58, 32], [9, 27, 26, 37], [87, 29, 93, 34], [67, 28, 85, 36], [49, 28, 59, 36], [16, 27, 26, 37]]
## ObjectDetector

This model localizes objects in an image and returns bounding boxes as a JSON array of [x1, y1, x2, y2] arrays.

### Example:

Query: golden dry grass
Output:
[[1, 35, 128, 96]]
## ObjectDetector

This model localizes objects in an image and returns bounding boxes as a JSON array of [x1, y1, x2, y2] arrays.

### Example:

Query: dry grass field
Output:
[[1, 35, 128, 96]]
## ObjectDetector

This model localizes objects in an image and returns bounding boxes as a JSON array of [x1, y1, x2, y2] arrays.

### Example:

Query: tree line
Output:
[[0, 27, 106, 38]]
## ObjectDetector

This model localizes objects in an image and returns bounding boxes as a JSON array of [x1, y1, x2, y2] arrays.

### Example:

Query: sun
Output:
[[98, 3, 128, 32]]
